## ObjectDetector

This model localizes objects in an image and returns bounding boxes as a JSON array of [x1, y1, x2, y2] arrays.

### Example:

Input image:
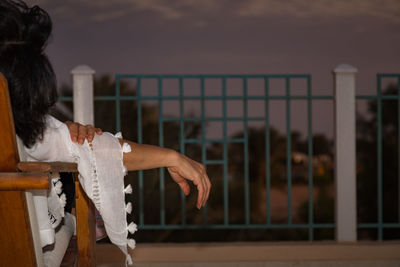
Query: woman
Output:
[[0, 0, 211, 265]]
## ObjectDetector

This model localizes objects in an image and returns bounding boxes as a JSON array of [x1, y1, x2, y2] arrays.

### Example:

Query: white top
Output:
[[21, 116, 136, 265]]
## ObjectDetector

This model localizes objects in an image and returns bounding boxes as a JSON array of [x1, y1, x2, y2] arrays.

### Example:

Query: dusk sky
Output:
[[27, 0, 400, 137]]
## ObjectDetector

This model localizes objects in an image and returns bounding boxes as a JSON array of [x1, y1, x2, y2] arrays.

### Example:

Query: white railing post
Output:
[[71, 65, 106, 239], [333, 64, 358, 242], [71, 65, 95, 125]]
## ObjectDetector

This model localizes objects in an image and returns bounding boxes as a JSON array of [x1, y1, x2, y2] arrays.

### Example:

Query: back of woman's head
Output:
[[0, 0, 57, 148]]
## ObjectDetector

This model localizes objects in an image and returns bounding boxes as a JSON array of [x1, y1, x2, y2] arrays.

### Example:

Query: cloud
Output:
[[237, 0, 400, 23], [30, 0, 221, 22], [27, 0, 400, 24]]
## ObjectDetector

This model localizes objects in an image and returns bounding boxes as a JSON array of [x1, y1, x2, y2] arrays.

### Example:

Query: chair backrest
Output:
[[0, 73, 19, 170], [0, 73, 39, 266], [0, 73, 97, 267]]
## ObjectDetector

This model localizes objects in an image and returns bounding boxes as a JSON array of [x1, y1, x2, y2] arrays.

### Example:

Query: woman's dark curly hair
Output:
[[0, 0, 57, 148]]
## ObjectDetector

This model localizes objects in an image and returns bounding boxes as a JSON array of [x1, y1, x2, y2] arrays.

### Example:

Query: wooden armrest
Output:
[[0, 172, 49, 190], [17, 161, 78, 173]]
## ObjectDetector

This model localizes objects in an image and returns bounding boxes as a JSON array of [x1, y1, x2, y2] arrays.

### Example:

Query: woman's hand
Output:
[[120, 141, 211, 209], [167, 153, 211, 209], [65, 121, 102, 145]]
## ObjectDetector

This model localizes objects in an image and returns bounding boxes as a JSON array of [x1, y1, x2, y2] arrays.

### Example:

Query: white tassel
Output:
[[115, 132, 123, 139], [54, 180, 63, 195], [122, 165, 128, 176], [52, 178, 60, 185], [59, 193, 67, 208], [124, 184, 132, 194], [127, 238, 136, 249], [122, 142, 132, 153], [59, 193, 67, 217], [127, 222, 137, 234], [126, 254, 133, 266], [125, 202, 132, 214]]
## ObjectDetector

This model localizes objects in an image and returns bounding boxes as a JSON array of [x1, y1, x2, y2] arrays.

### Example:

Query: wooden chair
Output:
[[0, 73, 96, 266]]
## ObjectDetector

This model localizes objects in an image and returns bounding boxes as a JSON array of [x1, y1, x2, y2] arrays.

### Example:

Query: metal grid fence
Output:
[[58, 72, 400, 241], [113, 74, 334, 241]]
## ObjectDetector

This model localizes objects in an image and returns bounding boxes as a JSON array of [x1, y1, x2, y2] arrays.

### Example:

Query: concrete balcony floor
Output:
[[96, 241, 400, 267]]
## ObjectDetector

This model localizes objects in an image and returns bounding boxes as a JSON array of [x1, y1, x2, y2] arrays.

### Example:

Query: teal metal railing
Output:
[[58, 72, 400, 241], [112, 74, 334, 241], [356, 73, 400, 240]]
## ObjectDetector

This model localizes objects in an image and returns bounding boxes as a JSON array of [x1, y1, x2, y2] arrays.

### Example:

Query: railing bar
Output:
[[138, 223, 336, 230], [222, 77, 229, 225], [358, 223, 400, 228], [179, 77, 186, 225], [184, 138, 245, 144], [377, 74, 383, 240], [356, 95, 399, 100], [158, 77, 166, 226], [376, 73, 400, 77], [85, 95, 335, 101], [163, 117, 266, 122], [201, 77, 207, 224], [265, 77, 271, 224], [115, 75, 121, 132], [286, 77, 292, 224], [244, 77, 250, 225], [204, 160, 225, 165], [116, 74, 312, 79], [398, 76, 400, 223], [247, 117, 266, 121], [136, 77, 144, 226], [58, 96, 73, 101], [307, 75, 314, 241]]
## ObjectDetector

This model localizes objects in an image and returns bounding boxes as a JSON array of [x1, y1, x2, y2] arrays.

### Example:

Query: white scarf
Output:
[[23, 116, 136, 265]]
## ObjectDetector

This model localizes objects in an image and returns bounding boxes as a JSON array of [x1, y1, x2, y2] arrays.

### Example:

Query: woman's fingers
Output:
[[204, 174, 211, 207], [168, 169, 191, 196], [65, 121, 103, 145], [200, 173, 207, 207], [196, 162, 209, 207], [194, 177, 205, 209], [199, 163, 211, 207], [194, 162, 209, 209], [86, 125, 96, 142], [204, 175, 210, 206], [83, 125, 103, 142], [77, 124, 87, 144], [65, 121, 78, 142], [168, 155, 211, 209], [179, 180, 191, 196]]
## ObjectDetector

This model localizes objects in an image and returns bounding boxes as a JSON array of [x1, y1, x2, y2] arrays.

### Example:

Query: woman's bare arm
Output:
[[64, 124, 210, 209], [120, 140, 211, 209]]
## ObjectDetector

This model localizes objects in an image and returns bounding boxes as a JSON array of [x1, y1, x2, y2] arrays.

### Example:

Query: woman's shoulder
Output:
[[45, 115, 65, 129], [24, 115, 74, 162]]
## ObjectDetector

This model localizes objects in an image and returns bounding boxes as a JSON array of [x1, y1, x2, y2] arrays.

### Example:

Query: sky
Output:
[[27, 0, 400, 138]]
